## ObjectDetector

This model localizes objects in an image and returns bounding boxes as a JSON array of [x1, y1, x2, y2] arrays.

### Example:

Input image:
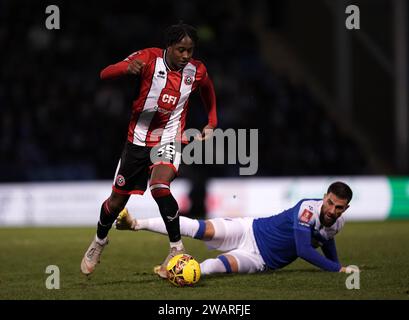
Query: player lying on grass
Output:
[[116, 181, 355, 275]]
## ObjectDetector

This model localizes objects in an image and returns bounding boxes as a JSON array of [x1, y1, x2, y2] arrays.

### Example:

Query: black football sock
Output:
[[96, 199, 120, 240], [152, 192, 181, 243]]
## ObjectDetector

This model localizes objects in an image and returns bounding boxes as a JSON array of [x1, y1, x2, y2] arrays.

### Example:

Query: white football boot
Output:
[[80, 236, 108, 275], [154, 246, 185, 279]]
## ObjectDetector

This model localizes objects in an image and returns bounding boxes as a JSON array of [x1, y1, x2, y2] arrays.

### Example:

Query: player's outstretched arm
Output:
[[100, 59, 145, 80], [196, 75, 217, 141], [195, 124, 215, 141], [294, 228, 342, 272], [321, 238, 339, 263], [100, 61, 129, 80]]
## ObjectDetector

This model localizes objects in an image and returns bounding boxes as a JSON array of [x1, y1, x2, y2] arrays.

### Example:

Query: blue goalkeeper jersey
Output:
[[252, 198, 344, 272]]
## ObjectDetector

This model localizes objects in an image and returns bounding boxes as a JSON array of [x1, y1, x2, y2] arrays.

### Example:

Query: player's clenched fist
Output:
[[127, 59, 146, 75], [195, 124, 215, 141]]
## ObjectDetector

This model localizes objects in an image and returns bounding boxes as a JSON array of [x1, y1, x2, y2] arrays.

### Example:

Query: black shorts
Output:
[[112, 141, 182, 195]]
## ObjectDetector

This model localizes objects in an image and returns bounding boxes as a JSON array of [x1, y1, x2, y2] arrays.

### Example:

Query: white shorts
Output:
[[205, 217, 266, 274]]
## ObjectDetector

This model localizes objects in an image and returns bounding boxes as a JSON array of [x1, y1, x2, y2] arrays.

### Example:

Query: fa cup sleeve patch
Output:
[[300, 209, 313, 223]]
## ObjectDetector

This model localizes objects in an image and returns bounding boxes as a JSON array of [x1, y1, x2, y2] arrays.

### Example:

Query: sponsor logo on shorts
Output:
[[116, 175, 126, 187]]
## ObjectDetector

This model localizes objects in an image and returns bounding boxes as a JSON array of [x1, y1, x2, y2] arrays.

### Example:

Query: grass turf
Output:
[[0, 220, 408, 300]]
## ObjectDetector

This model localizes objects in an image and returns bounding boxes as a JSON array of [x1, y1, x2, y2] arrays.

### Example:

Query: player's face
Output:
[[320, 193, 349, 227], [166, 36, 194, 70]]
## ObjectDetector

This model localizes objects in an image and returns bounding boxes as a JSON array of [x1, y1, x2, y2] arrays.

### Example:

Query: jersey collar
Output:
[[316, 200, 324, 229], [163, 49, 183, 72]]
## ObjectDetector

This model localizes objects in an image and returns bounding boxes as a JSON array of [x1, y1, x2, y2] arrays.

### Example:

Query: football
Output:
[[166, 254, 201, 287]]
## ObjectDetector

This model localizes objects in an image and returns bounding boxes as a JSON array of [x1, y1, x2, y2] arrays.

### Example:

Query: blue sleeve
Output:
[[321, 238, 339, 263], [294, 228, 341, 272]]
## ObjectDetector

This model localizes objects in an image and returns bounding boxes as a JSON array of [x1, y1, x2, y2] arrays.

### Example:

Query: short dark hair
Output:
[[327, 181, 353, 203], [164, 22, 198, 47]]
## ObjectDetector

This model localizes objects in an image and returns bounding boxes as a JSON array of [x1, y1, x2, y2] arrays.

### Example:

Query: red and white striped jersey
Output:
[[101, 47, 217, 147]]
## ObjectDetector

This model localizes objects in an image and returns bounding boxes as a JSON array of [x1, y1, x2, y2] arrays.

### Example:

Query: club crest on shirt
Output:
[[184, 75, 193, 85], [300, 209, 313, 223]]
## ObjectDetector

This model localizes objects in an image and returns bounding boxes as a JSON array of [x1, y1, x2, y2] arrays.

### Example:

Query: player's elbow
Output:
[[100, 64, 117, 80], [100, 67, 108, 80]]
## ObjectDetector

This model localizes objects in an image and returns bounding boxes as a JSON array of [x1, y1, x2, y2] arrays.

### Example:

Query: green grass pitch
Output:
[[0, 220, 408, 300]]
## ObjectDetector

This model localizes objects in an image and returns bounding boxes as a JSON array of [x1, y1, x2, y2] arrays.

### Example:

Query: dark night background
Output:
[[1, 0, 407, 216]]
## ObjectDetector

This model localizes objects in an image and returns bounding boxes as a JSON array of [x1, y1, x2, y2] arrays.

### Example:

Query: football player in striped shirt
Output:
[[116, 182, 355, 275], [81, 23, 217, 278]]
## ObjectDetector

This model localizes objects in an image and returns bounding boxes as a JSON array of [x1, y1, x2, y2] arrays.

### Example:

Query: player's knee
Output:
[[150, 180, 171, 198], [217, 254, 239, 273], [106, 197, 126, 214], [150, 164, 176, 182], [107, 191, 129, 213], [150, 185, 179, 221], [150, 186, 171, 199], [202, 220, 215, 240]]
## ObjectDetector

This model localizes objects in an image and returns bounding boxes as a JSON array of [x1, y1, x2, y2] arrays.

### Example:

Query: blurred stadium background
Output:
[[1, 0, 408, 223], [0, 0, 409, 300]]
